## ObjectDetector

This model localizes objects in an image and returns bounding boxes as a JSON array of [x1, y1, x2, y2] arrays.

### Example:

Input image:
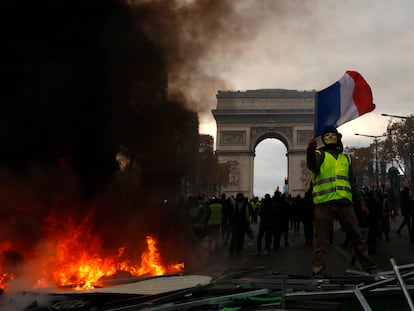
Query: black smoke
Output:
[[1, 0, 199, 193], [0, 0, 200, 275]]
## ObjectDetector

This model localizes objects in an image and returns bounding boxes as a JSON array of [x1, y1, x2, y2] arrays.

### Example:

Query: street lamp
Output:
[[355, 133, 386, 187], [381, 113, 414, 190], [381, 113, 410, 119]]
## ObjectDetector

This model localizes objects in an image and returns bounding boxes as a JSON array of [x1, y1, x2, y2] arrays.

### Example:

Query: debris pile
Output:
[[2, 258, 413, 310]]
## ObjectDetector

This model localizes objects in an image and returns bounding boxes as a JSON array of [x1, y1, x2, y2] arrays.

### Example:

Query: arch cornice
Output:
[[215, 150, 255, 156], [250, 127, 291, 150], [212, 111, 314, 124]]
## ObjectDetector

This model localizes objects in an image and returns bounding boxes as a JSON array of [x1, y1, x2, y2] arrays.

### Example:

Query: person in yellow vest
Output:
[[206, 197, 223, 251], [307, 126, 377, 278], [250, 197, 260, 224]]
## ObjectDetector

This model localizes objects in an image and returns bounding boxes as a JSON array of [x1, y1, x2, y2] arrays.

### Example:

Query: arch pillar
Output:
[[215, 149, 255, 198]]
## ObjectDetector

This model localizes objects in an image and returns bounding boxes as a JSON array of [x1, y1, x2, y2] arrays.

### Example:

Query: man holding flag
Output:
[[307, 71, 377, 278]]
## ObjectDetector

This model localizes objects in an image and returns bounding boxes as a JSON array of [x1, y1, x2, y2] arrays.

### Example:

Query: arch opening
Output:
[[253, 138, 287, 199]]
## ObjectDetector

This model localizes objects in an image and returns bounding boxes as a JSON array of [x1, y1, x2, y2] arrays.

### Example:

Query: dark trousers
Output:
[[257, 225, 272, 252], [303, 219, 314, 244], [272, 224, 281, 250], [229, 224, 246, 254], [221, 219, 231, 245], [397, 214, 411, 236], [313, 203, 376, 275]]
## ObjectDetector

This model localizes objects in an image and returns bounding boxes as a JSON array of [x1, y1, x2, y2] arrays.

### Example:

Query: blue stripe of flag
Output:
[[315, 81, 341, 137]]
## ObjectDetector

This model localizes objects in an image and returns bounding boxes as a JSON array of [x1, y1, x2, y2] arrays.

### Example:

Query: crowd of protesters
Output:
[[186, 189, 312, 256], [185, 185, 414, 259]]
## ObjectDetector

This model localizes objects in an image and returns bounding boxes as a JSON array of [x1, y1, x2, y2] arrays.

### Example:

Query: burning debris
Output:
[[0, 0, 282, 298], [1, 220, 184, 291], [1, 259, 414, 310]]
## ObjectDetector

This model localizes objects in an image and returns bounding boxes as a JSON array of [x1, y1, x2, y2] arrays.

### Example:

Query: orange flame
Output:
[[0, 242, 14, 291], [0, 216, 184, 291]]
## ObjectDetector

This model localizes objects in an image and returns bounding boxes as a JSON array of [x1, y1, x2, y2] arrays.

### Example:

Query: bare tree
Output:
[[345, 145, 377, 187], [383, 115, 414, 187]]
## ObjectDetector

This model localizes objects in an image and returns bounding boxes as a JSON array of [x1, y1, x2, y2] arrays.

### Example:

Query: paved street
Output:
[[190, 214, 414, 279]]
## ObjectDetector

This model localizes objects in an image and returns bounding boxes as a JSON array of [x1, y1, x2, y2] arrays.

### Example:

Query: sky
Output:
[[184, 0, 414, 198]]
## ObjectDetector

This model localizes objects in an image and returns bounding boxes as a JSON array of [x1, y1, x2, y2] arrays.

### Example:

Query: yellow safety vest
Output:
[[251, 201, 259, 211], [208, 202, 222, 226], [311, 150, 352, 205], [190, 204, 206, 228]]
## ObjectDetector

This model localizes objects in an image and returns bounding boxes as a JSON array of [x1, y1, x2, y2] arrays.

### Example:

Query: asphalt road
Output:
[[189, 213, 414, 279]]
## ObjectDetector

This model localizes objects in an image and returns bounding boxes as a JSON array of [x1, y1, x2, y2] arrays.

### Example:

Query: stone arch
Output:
[[251, 129, 290, 151], [212, 89, 315, 198]]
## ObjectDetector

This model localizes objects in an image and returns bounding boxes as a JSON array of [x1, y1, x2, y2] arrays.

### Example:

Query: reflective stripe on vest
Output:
[[311, 151, 352, 204]]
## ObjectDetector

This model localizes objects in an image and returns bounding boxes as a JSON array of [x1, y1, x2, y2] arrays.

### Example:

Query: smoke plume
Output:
[[0, 0, 238, 288]]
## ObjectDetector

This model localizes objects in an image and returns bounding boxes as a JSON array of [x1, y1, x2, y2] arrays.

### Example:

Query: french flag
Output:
[[314, 71, 376, 137]]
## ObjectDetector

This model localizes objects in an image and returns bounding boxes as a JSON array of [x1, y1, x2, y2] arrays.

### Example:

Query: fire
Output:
[[0, 216, 184, 291], [0, 242, 14, 291], [0, 273, 13, 291]]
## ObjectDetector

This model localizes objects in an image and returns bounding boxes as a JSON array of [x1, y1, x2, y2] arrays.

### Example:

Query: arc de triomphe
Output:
[[212, 89, 316, 198]]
